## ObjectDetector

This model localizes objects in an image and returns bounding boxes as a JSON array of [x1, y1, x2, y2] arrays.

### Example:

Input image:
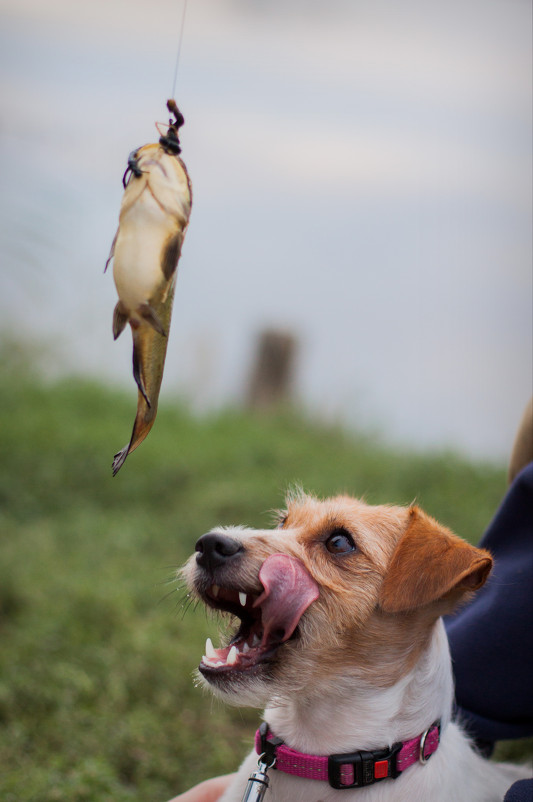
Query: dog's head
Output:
[[182, 492, 492, 706]]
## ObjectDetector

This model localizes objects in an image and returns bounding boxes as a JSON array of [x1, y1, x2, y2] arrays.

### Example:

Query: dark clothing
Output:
[[504, 779, 533, 802], [445, 462, 533, 796]]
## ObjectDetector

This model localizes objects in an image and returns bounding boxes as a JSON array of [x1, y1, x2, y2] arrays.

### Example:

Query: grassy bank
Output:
[[0, 350, 519, 801]]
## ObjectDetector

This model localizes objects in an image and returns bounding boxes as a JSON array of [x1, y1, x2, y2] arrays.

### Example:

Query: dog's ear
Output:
[[380, 507, 492, 614]]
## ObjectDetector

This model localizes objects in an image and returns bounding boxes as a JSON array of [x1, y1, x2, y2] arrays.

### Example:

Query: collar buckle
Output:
[[327, 742, 402, 789], [258, 721, 283, 768]]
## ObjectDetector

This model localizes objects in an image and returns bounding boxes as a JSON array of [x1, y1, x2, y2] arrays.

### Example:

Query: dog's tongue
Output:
[[255, 554, 319, 643]]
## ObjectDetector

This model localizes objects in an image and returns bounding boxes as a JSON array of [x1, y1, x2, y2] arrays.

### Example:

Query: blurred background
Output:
[[1, 0, 531, 458], [0, 1, 532, 800]]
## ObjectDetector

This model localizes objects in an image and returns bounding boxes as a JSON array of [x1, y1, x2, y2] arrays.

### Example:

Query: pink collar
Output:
[[255, 721, 441, 789]]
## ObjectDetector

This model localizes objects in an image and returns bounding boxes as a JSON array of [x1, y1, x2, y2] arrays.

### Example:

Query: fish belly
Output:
[[112, 192, 175, 317]]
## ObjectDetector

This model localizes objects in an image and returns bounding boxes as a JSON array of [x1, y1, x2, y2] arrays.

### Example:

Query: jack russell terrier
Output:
[[183, 492, 530, 801]]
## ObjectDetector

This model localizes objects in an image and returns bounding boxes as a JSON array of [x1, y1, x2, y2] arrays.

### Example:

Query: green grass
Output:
[[0, 343, 527, 800]]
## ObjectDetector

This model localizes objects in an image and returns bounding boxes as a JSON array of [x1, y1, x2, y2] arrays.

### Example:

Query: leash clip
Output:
[[240, 754, 275, 802], [241, 721, 282, 801]]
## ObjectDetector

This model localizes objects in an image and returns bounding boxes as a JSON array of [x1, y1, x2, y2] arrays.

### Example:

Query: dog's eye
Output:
[[326, 529, 356, 555]]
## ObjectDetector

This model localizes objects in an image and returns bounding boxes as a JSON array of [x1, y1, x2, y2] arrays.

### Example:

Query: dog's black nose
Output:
[[195, 532, 243, 570]]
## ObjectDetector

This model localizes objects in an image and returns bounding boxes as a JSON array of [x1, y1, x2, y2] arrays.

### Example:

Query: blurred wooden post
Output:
[[246, 329, 297, 410]]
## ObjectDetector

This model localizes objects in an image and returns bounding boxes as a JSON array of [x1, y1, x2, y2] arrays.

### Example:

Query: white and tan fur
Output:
[[184, 492, 530, 801]]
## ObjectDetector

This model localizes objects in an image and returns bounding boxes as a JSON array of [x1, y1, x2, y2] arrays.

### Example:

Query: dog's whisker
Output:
[[157, 587, 181, 606]]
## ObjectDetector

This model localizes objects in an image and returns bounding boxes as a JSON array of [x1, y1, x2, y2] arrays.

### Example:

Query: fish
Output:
[[106, 99, 192, 475]]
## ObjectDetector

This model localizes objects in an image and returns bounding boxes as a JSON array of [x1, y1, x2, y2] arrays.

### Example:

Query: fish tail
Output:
[[139, 303, 167, 337], [112, 445, 129, 476], [113, 301, 129, 340], [112, 399, 156, 475]]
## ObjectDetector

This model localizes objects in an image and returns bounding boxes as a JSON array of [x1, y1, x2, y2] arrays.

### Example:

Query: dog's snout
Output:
[[195, 532, 243, 570]]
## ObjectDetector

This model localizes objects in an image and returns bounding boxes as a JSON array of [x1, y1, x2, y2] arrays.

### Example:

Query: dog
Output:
[[183, 491, 530, 801]]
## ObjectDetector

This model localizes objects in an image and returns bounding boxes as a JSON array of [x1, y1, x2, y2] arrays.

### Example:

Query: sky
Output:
[[0, 0, 531, 459]]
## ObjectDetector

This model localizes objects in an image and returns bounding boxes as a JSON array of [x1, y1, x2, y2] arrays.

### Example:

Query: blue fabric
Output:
[[504, 779, 533, 802], [445, 462, 533, 742], [444, 462, 533, 798]]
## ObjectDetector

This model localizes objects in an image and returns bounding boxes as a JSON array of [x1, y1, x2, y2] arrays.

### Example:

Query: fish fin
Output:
[[138, 303, 167, 337], [161, 230, 183, 281], [105, 229, 118, 272], [113, 301, 129, 340], [132, 338, 151, 408]]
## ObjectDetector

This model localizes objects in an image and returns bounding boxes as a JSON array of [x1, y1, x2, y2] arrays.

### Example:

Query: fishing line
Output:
[[171, 0, 189, 99]]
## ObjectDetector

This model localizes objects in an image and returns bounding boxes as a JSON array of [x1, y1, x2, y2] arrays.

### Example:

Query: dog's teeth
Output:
[[212, 585, 220, 598], [252, 633, 261, 647], [239, 592, 247, 607], [242, 642, 250, 653], [205, 638, 216, 659], [227, 646, 238, 665]]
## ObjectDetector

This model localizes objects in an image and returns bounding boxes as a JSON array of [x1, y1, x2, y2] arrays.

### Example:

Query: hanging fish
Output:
[[106, 99, 192, 475]]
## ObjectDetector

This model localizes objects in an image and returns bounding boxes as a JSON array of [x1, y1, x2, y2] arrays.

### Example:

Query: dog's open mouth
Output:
[[198, 554, 320, 675], [199, 585, 279, 673]]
